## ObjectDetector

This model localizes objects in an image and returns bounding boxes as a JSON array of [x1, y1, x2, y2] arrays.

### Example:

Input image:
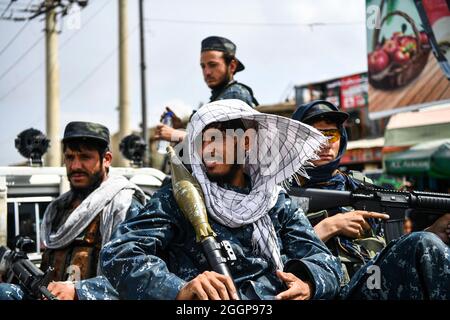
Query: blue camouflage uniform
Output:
[[100, 184, 343, 300], [292, 101, 385, 282], [301, 172, 386, 283], [75, 197, 144, 300], [210, 80, 259, 107], [343, 231, 450, 299], [187, 81, 258, 125], [0, 196, 144, 300], [292, 100, 450, 299], [298, 172, 450, 299]]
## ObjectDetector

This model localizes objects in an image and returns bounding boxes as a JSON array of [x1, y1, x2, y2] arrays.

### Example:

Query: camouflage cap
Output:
[[62, 121, 110, 145], [201, 36, 245, 72]]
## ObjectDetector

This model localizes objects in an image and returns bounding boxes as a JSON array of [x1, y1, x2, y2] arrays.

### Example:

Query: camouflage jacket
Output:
[[302, 171, 386, 282], [100, 184, 342, 300], [210, 80, 259, 107], [75, 196, 145, 300]]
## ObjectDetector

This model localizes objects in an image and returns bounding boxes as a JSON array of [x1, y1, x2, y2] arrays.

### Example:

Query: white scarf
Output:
[[41, 175, 146, 251], [186, 99, 326, 270]]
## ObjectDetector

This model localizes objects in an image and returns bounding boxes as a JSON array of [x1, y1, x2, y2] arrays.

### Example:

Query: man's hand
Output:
[[176, 271, 239, 300], [160, 107, 183, 129], [154, 124, 186, 143], [330, 211, 390, 239], [47, 281, 77, 300], [425, 213, 450, 244], [275, 270, 312, 300]]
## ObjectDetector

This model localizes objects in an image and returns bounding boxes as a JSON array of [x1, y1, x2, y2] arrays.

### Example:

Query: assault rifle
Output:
[[0, 237, 57, 300], [288, 187, 450, 242]]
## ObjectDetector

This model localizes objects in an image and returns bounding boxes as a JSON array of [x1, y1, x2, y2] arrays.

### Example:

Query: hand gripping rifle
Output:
[[288, 187, 450, 242], [0, 237, 57, 300], [167, 146, 240, 299]]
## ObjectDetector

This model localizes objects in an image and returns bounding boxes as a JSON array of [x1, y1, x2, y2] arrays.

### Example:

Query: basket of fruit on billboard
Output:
[[368, 10, 431, 90]]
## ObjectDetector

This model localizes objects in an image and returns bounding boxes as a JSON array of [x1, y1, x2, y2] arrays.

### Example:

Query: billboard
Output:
[[295, 73, 368, 110], [366, 0, 450, 118]]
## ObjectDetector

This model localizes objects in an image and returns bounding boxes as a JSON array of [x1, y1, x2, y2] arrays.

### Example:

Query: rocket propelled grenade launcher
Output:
[[167, 146, 239, 298]]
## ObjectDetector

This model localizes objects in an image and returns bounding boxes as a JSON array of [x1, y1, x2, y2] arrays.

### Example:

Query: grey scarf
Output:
[[41, 175, 146, 252]]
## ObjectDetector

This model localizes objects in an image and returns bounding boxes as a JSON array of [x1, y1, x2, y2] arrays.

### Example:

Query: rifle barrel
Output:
[[289, 188, 352, 212]]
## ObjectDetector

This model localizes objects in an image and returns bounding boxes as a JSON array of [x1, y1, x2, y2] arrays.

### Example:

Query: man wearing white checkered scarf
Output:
[[186, 99, 327, 271]]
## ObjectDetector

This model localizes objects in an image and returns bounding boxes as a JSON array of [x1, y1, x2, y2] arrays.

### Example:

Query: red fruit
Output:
[[383, 39, 399, 57], [368, 49, 390, 73], [392, 31, 404, 43], [392, 49, 411, 64], [399, 36, 417, 53], [419, 31, 429, 45]]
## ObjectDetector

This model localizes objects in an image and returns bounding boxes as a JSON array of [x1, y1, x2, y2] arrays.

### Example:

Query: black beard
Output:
[[69, 170, 104, 201], [206, 163, 241, 185], [209, 73, 232, 90]]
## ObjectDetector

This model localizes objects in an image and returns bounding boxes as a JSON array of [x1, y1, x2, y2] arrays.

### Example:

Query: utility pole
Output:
[[138, 0, 149, 166], [45, 1, 60, 167], [118, 0, 130, 167], [1, 1, 89, 167]]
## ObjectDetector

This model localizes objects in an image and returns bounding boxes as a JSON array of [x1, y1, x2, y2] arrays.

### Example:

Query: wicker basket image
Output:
[[369, 10, 431, 90]]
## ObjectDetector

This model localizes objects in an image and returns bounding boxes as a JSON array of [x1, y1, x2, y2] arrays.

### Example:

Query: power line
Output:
[[0, 60, 43, 101], [0, 0, 33, 56], [58, 0, 110, 49], [0, 0, 20, 4], [0, 0, 111, 102], [0, 0, 33, 21], [0, 19, 30, 57], [0, 0, 35, 20], [62, 24, 139, 104], [145, 17, 365, 27], [61, 46, 117, 103], [0, 0, 14, 18], [0, 33, 44, 82]]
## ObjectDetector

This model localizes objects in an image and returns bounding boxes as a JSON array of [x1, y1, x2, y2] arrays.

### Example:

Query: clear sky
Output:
[[0, 0, 367, 165]]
